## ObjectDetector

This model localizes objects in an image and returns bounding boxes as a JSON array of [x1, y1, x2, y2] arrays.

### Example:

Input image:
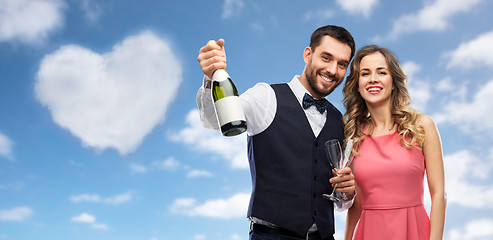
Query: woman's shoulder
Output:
[[417, 114, 438, 132]]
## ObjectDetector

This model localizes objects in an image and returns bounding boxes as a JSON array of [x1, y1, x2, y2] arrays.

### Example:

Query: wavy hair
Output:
[[342, 45, 424, 155]]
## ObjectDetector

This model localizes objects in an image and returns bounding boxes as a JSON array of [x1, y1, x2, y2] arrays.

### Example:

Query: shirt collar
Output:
[[288, 75, 320, 105]]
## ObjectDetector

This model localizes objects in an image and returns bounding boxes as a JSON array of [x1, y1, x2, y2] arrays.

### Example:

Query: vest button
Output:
[[313, 176, 318, 181], [313, 210, 318, 216], [313, 193, 316, 198], [314, 158, 318, 164], [315, 142, 319, 147]]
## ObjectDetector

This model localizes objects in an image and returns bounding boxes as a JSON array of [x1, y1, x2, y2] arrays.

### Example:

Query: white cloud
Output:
[[250, 22, 264, 34], [434, 79, 493, 135], [170, 198, 196, 209], [70, 194, 100, 203], [0, 0, 65, 45], [333, 211, 347, 240], [436, 77, 468, 103], [35, 31, 182, 155], [0, 132, 14, 160], [303, 9, 335, 21], [447, 218, 493, 240], [375, 0, 483, 41], [151, 158, 180, 170], [70, 191, 133, 205], [222, 0, 244, 19], [130, 157, 213, 179], [230, 234, 245, 240], [0, 207, 32, 221], [194, 234, 206, 240], [129, 163, 148, 174], [335, 0, 379, 18], [187, 169, 213, 178], [189, 235, 246, 240], [402, 61, 431, 112], [91, 223, 110, 230], [443, 150, 493, 209], [170, 192, 250, 219], [71, 212, 95, 223], [78, 0, 102, 22], [71, 212, 109, 230], [0, 181, 25, 190], [446, 30, 493, 69], [129, 157, 214, 179], [172, 110, 248, 169], [103, 192, 133, 204], [436, 77, 453, 92], [402, 61, 421, 80]]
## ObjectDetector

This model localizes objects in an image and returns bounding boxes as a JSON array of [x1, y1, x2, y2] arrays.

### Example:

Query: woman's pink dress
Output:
[[352, 131, 430, 240]]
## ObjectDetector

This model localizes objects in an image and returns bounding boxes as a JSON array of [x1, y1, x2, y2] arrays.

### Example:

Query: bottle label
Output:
[[213, 96, 246, 126]]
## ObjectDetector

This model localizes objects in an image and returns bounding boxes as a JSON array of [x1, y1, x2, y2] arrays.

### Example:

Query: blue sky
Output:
[[1, 0, 493, 239]]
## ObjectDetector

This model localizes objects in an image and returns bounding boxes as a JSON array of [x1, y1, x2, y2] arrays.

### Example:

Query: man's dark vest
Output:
[[247, 83, 344, 239]]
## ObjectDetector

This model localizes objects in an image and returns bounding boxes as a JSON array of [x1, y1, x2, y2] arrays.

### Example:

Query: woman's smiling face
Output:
[[358, 52, 394, 108]]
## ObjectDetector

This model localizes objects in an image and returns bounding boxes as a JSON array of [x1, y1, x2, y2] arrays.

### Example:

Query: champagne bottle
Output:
[[211, 68, 247, 136]]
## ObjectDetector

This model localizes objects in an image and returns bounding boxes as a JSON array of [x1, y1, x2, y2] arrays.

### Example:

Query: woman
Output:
[[342, 45, 446, 240]]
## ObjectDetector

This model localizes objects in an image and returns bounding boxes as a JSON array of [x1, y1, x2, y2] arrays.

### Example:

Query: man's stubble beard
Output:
[[305, 58, 342, 98]]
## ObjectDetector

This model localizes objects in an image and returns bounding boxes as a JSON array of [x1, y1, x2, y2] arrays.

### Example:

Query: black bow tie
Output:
[[302, 93, 328, 114]]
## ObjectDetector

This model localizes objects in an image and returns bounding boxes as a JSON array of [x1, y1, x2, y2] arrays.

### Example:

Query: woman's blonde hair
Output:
[[342, 45, 424, 155]]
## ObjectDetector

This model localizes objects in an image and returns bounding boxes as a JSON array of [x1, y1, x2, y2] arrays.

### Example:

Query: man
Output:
[[197, 25, 356, 240]]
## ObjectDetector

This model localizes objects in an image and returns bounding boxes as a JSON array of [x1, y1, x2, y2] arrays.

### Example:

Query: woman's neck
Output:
[[367, 104, 395, 136]]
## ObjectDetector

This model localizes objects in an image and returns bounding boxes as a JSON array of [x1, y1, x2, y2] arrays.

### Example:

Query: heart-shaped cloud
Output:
[[35, 31, 182, 154]]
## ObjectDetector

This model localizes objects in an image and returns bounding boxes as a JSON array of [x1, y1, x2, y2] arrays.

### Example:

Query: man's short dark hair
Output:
[[310, 25, 356, 60]]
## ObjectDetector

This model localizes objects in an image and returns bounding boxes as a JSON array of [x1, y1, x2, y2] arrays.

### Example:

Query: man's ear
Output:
[[303, 47, 312, 64]]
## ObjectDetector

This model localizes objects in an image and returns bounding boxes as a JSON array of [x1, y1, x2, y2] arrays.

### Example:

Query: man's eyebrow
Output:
[[320, 51, 333, 57], [320, 51, 350, 64]]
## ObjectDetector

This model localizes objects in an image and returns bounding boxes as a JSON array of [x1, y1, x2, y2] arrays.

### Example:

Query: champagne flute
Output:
[[323, 139, 343, 202]]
